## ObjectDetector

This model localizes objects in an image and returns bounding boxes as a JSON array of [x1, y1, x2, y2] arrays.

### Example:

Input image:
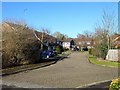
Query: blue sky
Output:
[[2, 2, 118, 38]]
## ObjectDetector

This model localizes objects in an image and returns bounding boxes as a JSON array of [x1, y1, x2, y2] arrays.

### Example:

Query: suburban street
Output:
[[2, 52, 118, 88]]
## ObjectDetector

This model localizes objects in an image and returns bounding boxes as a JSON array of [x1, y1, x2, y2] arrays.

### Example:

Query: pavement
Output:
[[2, 52, 119, 89]]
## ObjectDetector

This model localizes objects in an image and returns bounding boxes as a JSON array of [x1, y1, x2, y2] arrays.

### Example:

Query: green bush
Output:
[[56, 46, 61, 54], [100, 44, 108, 60], [109, 77, 120, 90], [88, 48, 92, 55], [90, 44, 108, 60]]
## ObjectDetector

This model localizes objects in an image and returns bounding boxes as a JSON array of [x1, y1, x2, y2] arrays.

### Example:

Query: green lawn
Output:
[[57, 54, 64, 56], [89, 55, 120, 68]]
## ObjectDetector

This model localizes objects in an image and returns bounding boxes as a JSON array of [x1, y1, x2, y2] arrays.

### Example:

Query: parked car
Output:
[[41, 50, 57, 59], [52, 49, 57, 56], [82, 47, 88, 51]]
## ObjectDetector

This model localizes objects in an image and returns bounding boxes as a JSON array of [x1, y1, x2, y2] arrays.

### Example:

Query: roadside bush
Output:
[[109, 77, 120, 90], [22, 41, 41, 64], [91, 43, 108, 60], [100, 44, 108, 60], [56, 46, 62, 54], [88, 48, 92, 55], [2, 22, 41, 68]]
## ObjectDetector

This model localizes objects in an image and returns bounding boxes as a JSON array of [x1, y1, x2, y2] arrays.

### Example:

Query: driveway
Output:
[[2, 52, 118, 88]]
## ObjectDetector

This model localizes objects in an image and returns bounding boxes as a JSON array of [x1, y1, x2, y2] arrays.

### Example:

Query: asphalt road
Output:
[[2, 52, 118, 88]]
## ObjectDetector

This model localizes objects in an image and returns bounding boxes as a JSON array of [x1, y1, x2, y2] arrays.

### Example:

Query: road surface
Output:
[[2, 52, 118, 88]]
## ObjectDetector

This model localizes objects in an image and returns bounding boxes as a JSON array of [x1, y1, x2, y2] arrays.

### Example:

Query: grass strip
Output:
[[89, 55, 120, 68]]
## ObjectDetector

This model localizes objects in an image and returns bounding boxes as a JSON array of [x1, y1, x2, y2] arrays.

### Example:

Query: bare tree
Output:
[[53, 32, 68, 40], [33, 28, 50, 50], [101, 10, 116, 50], [83, 30, 93, 38], [77, 33, 85, 38], [94, 10, 116, 50], [92, 10, 117, 59]]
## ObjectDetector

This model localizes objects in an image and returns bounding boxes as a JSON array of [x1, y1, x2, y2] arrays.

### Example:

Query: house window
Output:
[[79, 42, 82, 45], [83, 42, 86, 44], [87, 42, 91, 45]]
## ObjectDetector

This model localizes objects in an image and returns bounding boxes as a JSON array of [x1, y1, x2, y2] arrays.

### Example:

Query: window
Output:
[[79, 42, 82, 45], [87, 42, 91, 45]]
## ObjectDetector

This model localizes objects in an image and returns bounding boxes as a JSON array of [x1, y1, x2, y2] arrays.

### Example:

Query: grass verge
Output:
[[88, 55, 120, 68]]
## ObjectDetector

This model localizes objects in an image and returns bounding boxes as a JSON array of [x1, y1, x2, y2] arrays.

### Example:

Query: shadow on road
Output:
[[41, 54, 70, 65]]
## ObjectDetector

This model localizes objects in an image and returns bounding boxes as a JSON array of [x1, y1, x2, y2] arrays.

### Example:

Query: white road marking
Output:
[[76, 79, 112, 88]]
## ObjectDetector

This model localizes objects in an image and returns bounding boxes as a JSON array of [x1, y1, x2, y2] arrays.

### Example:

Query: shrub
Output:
[[2, 22, 41, 68], [56, 46, 61, 54], [22, 41, 41, 64], [100, 44, 108, 60], [88, 48, 92, 55], [109, 77, 120, 90]]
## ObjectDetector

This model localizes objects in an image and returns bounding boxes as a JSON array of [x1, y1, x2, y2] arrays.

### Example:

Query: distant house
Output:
[[47, 39, 63, 50], [74, 37, 93, 50], [56, 39, 63, 46], [62, 38, 75, 50]]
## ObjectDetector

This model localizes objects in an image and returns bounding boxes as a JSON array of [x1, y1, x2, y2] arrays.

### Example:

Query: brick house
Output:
[[74, 37, 93, 50], [113, 34, 120, 49]]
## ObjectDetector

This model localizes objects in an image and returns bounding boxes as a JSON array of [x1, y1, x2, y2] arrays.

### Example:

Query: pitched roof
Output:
[[62, 38, 74, 42], [74, 37, 93, 43]]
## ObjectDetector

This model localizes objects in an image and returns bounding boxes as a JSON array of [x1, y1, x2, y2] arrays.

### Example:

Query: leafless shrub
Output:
[[2, 21, 41, 68]]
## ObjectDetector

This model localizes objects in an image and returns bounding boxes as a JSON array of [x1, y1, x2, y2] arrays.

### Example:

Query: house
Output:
[[74, 37, 93, 50], [62, 38, 75, 50], [113, 34, 120, 49], [47, 39, 63, 50], [106, 34, 120, 62]]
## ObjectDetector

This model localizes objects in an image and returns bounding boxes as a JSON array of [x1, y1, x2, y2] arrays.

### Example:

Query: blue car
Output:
[[42, 50, 56, 59]]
